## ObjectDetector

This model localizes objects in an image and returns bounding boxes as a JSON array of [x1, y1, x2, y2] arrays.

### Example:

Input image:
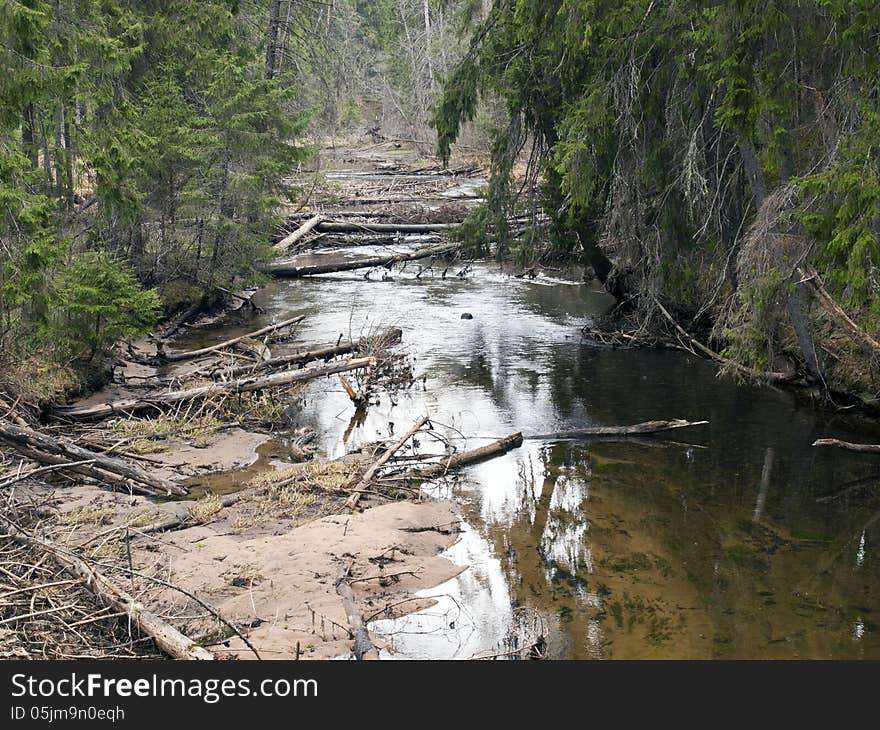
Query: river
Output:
[[172, 245, 880, 659]]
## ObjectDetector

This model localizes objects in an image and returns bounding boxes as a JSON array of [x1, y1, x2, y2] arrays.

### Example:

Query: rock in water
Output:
[[461, 313, 474, 320]]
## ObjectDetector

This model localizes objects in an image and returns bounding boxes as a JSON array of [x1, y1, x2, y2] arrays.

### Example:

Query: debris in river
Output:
[[52, 357, 376, 422]]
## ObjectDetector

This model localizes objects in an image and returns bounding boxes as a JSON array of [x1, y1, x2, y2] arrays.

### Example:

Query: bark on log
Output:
[[158, 315, 305, 363], [812, 438, 880, 455], [398, 432, 523, 482], [52, 357, 376, 422], [345, 416, 429, 511], [0, 460, 98, 490], [268, 242, 460, 279], [296, 235, 445, 252], [211, 329, 402, 380], [335, 564, 379, 660], [0, 420, 186, 496], [526, 419, 709, 440], [273, 214, 324, 253], [0, 512, 213, 659], [786, 280, 825, 384]]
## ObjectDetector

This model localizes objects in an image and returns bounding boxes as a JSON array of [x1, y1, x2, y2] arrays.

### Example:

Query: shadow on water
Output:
[[171, 258, 880, 658]]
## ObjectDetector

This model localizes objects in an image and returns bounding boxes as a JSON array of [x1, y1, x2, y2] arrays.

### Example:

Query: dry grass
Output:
[[188, 493, 224, 524], [112, 412, 223, 440], [231, 459, 361, 528], [223, 392, 289, 423], [56, 508, 115, 526], [244, 459, 360, 492], [0, 348, 78, 412], [234, 488, 320, 529], [223, 563, 264, 587], [127, 511, 165, 528], [125, 438, 171, 455]]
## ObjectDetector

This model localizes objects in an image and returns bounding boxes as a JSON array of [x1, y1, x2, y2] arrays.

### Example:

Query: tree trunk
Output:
[[0, 419, 187, 496], [335, 564, 379, 660], [52, 357, 376, 422], [525, 419, 709, 440], [423, 0, 435, 90], [273, 214, 324, 252], [22, 103, 38, 167], [738, 141, 768, 207], [345, 415, 429, 511], [786, 279, 824, 384], [62, 109, 74, 207], [269, 242, 459, 278], [315, 221, 453, 235], [265, 0, 281, 79], [397, 433, 523, 482], [213, 328, 401, 380], [737, 141, 823, 384], [157, 314, 305, 363], [53, 104, 66, 205]]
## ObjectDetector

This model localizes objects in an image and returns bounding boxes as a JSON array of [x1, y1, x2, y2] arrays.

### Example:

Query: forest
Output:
[[4, 0, 880, 407], [2, 0, 880, 664]]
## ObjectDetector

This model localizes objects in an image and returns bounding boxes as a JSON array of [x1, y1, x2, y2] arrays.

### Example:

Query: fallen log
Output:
[[212, 328, 402, 380], [0, 420, 186, 496], [525, 419, 709, 440], [651, 294, 795, 383], [158, 299, 205, 340], [299, 234, 445, 252], [1, 444, 164, 497], [0, 511, 213, 660], [0, 460, 98, 490], [301, 195, 482, 205], [345, 416, 429, 511], [335, 564, 379, 660], [273, 214, 324, 253], [812, 438, 880, 455], [268, 242, 460, 279], [396, 432, 523, 482], [52, 356, 376, 422], [316, 221, 453, 235], [801, 266, 880, 356], [157, 314, 305, 363]]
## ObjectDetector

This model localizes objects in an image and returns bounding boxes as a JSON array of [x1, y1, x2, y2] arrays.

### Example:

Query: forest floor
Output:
[[2, 134, 498, 661]]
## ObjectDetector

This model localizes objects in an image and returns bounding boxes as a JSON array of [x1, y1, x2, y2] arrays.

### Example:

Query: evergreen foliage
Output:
[[434, 0, 880, 399], [0, 0, 309, 400]]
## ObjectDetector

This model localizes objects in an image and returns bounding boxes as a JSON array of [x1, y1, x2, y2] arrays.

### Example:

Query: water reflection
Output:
[[369, 521, 515, 660]]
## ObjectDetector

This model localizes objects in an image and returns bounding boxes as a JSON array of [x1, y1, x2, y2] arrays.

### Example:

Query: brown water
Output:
[[172, 248, 880, 659]]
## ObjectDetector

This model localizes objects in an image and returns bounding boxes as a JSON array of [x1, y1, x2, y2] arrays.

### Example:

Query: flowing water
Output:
[[174, 246, 880, 659]]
